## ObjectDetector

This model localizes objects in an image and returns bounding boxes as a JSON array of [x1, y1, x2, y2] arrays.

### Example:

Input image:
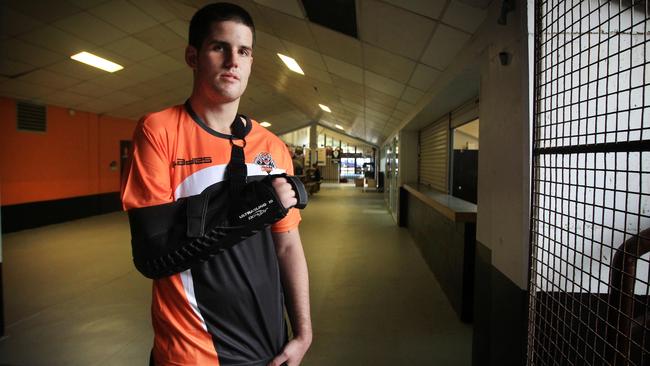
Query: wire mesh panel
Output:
[[528, 0, 650, 365]]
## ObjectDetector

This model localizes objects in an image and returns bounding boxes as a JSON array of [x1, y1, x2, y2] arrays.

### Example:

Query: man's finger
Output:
[[267, 353, 288, 366]]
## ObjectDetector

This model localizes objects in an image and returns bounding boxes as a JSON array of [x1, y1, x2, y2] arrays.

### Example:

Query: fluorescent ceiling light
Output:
[[260, 121, 272, 127], [335, 124, 344, 130], [70, 51, 123, 73], [277, 53, 304, 75], [319, 104, 331, 113]]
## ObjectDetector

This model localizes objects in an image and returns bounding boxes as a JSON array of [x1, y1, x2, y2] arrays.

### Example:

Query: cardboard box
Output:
[[354, 178, 364, 187], [366, 178, 376, 187]]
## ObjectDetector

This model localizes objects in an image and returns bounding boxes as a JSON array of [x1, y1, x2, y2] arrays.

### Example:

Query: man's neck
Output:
[[188, 94, 242, 135]]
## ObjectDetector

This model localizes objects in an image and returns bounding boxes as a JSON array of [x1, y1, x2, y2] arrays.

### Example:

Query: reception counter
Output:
[[400, 184, 477, 322]]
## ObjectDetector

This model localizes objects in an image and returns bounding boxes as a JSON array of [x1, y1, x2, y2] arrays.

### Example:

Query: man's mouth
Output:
[[221, 73, 239, 81]]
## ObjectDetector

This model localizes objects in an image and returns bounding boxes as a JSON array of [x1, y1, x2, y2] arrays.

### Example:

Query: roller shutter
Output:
[[418, 116, 449, 192]]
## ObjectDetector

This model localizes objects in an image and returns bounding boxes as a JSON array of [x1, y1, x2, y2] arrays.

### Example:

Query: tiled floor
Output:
[[0, 184, 472, 365]]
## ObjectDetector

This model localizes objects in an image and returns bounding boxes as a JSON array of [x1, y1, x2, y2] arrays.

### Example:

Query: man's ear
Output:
[[185, 45, 198, 69]]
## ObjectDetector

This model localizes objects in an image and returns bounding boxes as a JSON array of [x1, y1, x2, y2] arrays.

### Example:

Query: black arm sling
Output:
[[128, 103, 307, 279]]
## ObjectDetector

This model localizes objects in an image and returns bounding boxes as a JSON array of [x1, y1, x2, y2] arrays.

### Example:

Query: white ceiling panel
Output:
[[364, 107, 390, 123], [420, 24, 471, 70], [76, 97, 119, 113], [101, 90, 142, 106], [225, 0, 275, 33], [391, 108, 408, 120], [401, 86, 425, 104], [358, 0, 436, 60], [1, 38, 63, 68], [54, 12, 126, 46], [0, 8, 44, 38], [283, 40, 327, 71], [163, 19, 189, 40], [121, 83, 168, 99], [111, 63, 162, 84], [42, 90, 92, 108], [364, 71, 404, 99], [130, 0, 177, 23], [91, 72, 141, 91], [0, 78, 57, 99], [16, 69, 81, 89], [255, 30, 286, 52], [66, 0, 110, 9], [139, 53, 185, 74], [382, 0, 447, 20], [104, 37, 161, 62], [66, 80, 115, 97], [5, 0, 82, 23], [362, 43, 416, 84], [263, 8, 315, 50], [46, 60, 105, 81], [365, 87, 399, 107], [395, 100, 415, 113], [301, 65, 333, 85], [0, 58, 34, 77], [89, 0, 158, 34], [145, 69, 192, 91], [323, 56, 363, 84], [442, 1, 487, 34], [310, 23, 362, 66], [408, 63, 442, 91], [254, 0, 304, 18], [134, 25, 187, 53], [341, 99, 364, 113], [17, 25, 95, 57], [365, 99, 395, 115], [153, 0, 196, 22]]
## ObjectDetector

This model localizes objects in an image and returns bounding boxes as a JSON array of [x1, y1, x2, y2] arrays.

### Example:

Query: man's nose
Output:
[[224, 48, 239, 68]]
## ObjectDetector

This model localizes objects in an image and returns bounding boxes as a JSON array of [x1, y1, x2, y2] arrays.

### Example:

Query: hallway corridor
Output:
[[0, 184, 472, 365]]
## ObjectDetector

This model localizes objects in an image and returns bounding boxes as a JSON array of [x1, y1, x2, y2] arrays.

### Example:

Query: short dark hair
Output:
[[188, 2, 255, 50]]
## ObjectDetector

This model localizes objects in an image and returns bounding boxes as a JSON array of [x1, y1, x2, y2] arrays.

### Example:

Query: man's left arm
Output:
[[269, 228, 312, 366]]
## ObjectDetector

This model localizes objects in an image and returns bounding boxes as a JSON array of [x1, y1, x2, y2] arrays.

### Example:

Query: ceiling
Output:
[[0, 0, 489, 145]]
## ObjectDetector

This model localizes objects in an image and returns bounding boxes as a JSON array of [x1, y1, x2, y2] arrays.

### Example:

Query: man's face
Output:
[[186, 20, 253, 103]]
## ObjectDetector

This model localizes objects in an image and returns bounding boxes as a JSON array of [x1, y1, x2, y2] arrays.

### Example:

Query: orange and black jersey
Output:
[[121, 103, 300, 366]]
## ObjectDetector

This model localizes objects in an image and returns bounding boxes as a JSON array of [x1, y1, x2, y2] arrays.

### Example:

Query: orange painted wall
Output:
[[0, 97, 137, 206]]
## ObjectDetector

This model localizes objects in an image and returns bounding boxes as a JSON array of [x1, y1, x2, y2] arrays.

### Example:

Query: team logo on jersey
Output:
[[253, 152, 276, 172]]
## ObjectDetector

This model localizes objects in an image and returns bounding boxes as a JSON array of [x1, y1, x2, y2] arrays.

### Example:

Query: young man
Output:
[[121, 3, 312, 365]]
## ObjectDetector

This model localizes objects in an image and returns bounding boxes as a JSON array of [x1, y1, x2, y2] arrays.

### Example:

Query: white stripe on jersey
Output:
[[174, 163, 286, 199], [180, 269, 208, 332]]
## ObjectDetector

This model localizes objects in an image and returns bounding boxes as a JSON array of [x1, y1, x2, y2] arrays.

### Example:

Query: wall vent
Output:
[[17, 101, 46, 132]]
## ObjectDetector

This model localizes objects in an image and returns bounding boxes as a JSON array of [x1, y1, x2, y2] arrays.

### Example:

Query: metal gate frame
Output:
[[527, 0, 650, 365]]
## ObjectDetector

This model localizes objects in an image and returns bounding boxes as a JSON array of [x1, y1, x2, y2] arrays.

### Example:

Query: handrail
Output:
[[606, 227, 650, 365]]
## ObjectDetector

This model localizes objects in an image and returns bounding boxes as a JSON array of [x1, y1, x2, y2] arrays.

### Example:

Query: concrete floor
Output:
[[0, 183, 472, 365]]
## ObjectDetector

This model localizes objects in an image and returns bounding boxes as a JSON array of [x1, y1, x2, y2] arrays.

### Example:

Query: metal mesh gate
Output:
[[528, 0, 650, 365]]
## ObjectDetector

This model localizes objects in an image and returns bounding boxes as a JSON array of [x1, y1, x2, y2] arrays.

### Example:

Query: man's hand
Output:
[[268, 336, 312, 366], [271, 177, 297, 209]]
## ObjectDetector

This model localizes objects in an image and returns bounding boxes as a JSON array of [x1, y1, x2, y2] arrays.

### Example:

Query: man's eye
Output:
[[239, 49, 251, 56], [213, 44, 224, 51]]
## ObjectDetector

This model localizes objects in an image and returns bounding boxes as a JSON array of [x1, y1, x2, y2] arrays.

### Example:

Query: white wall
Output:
[[475, 0, 532, 289]]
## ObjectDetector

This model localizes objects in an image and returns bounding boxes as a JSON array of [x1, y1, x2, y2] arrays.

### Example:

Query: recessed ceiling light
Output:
[[319, 104, 331, 113], [335, 124, 344, 130], [260, 121, 272, 127], [277, 53, 304, 75], [70, 51, 123, 73]]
